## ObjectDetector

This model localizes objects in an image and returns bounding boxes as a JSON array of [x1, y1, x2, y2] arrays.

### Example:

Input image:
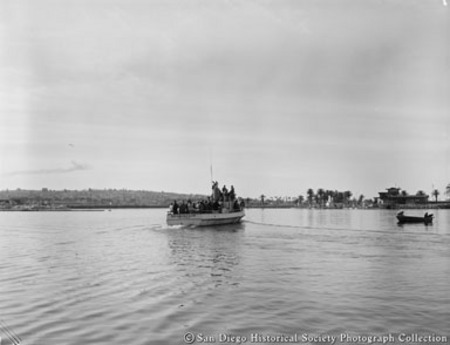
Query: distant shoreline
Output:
[[2, 205, 450, 212], [1, 188, 449, 211], [0, 209, 105, 212], [0, 205, 168, 212]]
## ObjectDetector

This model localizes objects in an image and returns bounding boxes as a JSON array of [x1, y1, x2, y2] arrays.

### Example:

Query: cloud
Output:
[[4, 161, 91, 176]]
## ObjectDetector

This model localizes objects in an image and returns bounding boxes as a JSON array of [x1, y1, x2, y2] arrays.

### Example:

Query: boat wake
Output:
[[243, 220, 449, 237], [243, 219, 366, 233]]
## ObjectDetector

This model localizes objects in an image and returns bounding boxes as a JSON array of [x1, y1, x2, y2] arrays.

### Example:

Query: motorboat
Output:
[[166, 208, 245, 227], [167, 180, 245, 227]]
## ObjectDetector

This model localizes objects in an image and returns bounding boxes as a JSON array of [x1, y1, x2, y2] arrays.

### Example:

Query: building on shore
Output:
[[376, 187, 429, 209]]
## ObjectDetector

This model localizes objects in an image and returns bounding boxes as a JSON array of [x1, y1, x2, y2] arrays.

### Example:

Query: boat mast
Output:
[[209, 147, 214, 183]]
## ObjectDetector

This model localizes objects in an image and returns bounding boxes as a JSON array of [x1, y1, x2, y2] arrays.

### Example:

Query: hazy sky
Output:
[[1, 0, 449, 199]]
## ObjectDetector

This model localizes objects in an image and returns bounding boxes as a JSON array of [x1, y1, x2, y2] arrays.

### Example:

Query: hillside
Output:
[[0, 189, 208, 209]]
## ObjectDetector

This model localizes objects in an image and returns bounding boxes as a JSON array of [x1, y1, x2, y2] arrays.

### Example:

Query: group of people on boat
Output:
[[211, 181, 236, 203], [169, 181, 244, 215]]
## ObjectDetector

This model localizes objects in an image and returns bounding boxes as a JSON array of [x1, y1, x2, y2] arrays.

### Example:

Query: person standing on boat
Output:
[[180, 200, 187, 214], [222, 185, 229, 201], [212, 181, 222, 203], [229, 185, 236, 201], [172, 200, 179, 214]]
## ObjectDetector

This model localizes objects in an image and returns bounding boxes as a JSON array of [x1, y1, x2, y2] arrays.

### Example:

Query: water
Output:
[[0, 208, 449, 345]]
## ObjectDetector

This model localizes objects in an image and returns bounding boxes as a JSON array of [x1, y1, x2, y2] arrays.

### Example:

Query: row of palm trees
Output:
[[259, 189, 365, 208], [408, 185, 450, 203], [259, 183, 450, 207], [304, 188, 362, 207], [432, 183, 450, 202]]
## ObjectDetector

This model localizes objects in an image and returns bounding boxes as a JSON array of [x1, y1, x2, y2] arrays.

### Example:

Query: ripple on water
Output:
[[0, 209, 449, 345]]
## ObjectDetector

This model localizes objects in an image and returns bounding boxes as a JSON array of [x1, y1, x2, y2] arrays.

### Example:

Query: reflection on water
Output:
[[0, 209, 449, 345], [167, 224, 245, 289]]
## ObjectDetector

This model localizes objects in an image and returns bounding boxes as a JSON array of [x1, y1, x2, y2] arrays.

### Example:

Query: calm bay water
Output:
[[0, 208, 449, 345]]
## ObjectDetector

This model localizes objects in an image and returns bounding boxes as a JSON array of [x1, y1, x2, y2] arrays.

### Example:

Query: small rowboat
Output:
[[396, 211, 433, 224]]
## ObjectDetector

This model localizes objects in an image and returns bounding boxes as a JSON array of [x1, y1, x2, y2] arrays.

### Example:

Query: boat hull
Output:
[[397, 215, 433, 224], [166, 210, 245, 227]]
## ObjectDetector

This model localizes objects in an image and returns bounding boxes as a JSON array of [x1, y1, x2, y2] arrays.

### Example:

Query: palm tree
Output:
[[307, 188, 314, 206], [335, 191, 344, 204], [358, 194, 364, 206], [343, 191, 352, 206], [432, 189, 440, 203], [260, 194, 265, 205], [317, 188, 325, 208]]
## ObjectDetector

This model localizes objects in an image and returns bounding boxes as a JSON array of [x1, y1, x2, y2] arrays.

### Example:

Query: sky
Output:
[[0, 0, 449, 199]]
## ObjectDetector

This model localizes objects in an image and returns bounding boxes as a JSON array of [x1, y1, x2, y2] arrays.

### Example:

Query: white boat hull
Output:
[[166, 210, 245, 227]]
